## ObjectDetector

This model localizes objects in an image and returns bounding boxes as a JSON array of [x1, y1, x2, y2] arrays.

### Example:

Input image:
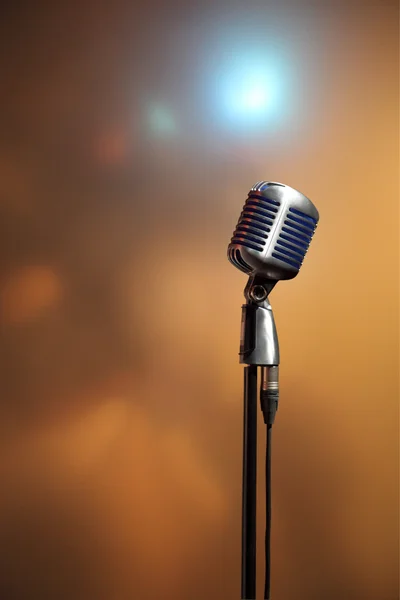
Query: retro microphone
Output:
[[227, 181, 319, 600]]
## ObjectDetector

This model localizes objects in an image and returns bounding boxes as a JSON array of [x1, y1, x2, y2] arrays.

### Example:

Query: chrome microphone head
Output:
[[228, 181, 319, 280]]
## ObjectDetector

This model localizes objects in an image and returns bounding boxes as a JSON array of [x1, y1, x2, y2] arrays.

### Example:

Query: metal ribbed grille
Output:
[[228, 248, 252, 274], [230, 193, 280, 252], [252, 181, 285, 192], [272, 207, 318, 269]]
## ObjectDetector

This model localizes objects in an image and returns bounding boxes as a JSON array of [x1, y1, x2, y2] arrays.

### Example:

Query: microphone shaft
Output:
[[241, 365, 258, 600]]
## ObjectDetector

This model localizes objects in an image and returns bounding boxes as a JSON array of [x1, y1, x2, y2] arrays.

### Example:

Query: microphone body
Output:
[[228, 181, 319, 280], [228, 180, 319, 367]]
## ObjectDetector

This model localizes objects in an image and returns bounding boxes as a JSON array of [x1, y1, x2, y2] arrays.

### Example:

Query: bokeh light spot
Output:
[[242, 87, 269, 110], [208, 35, 290, 133], [0, 266, 63, 325], [94, 129, 128, 166], [148, 105, 176, 136], [221, 63, 283, 125]]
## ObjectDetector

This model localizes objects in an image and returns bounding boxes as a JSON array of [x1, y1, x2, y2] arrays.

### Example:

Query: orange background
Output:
[[0, 1, 398, 599]]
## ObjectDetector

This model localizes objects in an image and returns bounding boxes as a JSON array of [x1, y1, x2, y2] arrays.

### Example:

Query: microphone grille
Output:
[[271, 207, 318, 269], [230, 192, 281, 252], [251, 181, 285, 192], [228, 247, 253, 273], [228, 181, 319, 279], [229, 183, 284, 275]]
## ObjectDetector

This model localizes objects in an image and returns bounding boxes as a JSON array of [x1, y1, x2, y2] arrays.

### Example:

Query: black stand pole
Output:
[[239, 277, 279, 600], [241, 365, 258, 600]]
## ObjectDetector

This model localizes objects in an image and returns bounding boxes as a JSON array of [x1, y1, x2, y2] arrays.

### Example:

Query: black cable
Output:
[[264, 423, 272, 600], [260, 383, 277, 599]]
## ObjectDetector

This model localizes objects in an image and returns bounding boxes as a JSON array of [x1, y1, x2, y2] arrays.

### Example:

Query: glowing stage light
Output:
[[242, 87, 269, 110], [229, 77, 272, 116], [223, 67, 281, 122], [211, 47, 289, 131]]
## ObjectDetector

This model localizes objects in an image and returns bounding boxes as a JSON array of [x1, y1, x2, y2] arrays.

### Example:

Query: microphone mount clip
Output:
[[240, 275, 280, 367]]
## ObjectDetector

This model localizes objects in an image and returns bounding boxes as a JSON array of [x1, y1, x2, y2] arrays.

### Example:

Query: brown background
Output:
[[0, 1, 398, 599]]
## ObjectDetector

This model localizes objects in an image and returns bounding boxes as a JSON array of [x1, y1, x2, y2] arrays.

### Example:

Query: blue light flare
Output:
[[209, 39, 290, 133], [220, 57, 285, 127]]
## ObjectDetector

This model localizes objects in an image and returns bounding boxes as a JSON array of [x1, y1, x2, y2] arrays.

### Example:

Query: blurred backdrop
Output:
[[0, 1, 398, 599]]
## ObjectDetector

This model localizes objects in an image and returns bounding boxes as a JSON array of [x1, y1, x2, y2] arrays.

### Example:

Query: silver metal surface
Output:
[[228, 181, 319, 280], [240, 294, 280, 366], [261, 367, 269, 390], [249, 285, 268, 302], [262, 366, 279, 390]]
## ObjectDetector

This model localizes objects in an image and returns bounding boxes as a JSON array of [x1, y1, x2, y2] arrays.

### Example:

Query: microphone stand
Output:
[[240, 275, 279, 600], [242, 363, 257, 600]]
